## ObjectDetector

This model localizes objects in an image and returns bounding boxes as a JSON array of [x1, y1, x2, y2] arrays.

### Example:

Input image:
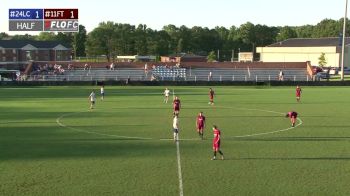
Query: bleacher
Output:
[[186, 68, 309, 81], [28, 68, 148, 81], [151, 66, 186, 81], [24, 66, 309, 82]]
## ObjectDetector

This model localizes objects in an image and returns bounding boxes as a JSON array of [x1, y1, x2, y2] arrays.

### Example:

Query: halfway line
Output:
[[176, 140, 184, 196]]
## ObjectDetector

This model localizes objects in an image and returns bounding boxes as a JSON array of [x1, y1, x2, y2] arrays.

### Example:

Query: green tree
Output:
[[313, 19, 339, 38], [238, 22, 255, 45], [277, 26, 297, 41], [56, 32, 73, 45], [318, 52, 327, 67], [0, 32, 10, 40], [36, 32, 56, 41], [207, 51, 217, 62], [295, 25, 314, 38], [85, 21, 118, 62], [11, 34, 35, 40], [72, 25, 87, 57]]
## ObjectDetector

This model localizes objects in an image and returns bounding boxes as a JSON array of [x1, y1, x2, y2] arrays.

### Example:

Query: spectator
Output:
[[110, 62, 115, 70], [84, 63, 88, 70], [151, 75, 156, 81], [278, 70, 284, 81], [144, 63, 148, 74]]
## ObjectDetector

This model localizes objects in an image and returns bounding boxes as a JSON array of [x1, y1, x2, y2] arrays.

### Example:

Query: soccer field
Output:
[[1, 86, 350, 195]]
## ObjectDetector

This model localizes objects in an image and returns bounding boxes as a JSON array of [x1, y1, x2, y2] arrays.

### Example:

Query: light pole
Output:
[[341, 0, 348, 81]]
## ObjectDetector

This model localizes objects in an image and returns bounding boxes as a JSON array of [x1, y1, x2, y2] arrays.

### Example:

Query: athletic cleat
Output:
[[211, 157, 216, 160], [221, 156, 224, 160]]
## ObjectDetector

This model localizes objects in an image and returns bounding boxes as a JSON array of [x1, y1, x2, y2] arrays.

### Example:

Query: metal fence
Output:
[[23, 68, 310, 82]]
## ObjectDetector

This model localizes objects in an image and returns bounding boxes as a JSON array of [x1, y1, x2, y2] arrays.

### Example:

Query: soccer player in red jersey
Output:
[[196, 112, 206, 139], [296, 85, 302, 102], [209, 88, 215, 105], [211, 125, 224, 160], [285, 111, 298, 127], [173, 96, 181, 115]]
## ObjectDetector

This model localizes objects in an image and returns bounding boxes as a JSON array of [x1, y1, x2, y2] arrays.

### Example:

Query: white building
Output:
[[256, 38, 350, 67]]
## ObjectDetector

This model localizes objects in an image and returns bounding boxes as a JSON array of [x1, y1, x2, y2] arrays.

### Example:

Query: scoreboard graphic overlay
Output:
[[9, 9, 79, 32]]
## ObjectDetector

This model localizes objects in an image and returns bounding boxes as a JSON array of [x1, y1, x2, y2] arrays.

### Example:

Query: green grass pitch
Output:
[[1, 86, 350, 195]]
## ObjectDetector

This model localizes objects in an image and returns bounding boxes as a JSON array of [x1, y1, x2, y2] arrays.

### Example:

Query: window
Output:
[[26, 51, 32, 61], [13, 57, 16, 62], [12, 49, 16, 54], [2, 56, 5, 61], [2, 49, 5, 54]]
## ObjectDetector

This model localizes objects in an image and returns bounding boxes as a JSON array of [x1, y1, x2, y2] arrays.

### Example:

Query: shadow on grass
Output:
[[233, 136, 350, 142], [227, 157, 350, 161], [0, 138, 174, 161]]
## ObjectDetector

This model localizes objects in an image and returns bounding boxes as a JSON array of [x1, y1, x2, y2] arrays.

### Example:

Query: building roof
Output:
[[166, 53, 206, 58], [0, 40, 71, 49], [268, 37, 350, 47]]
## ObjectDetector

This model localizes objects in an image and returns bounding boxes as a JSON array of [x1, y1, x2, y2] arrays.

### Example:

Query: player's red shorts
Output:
[[174, 106, 180, 111], [210, 96, 214, 101], [197, 124, 204, 130], [296, 93, 301, 97], [213, 141, 220, 151]]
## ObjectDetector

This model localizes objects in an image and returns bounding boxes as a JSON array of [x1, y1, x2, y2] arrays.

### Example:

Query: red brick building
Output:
[[0, 40, 71, 68]]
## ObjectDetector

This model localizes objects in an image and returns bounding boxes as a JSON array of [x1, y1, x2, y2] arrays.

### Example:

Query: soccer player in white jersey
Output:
[[88, 90, 96, 109], [100, 85, 105, 100], [164, 88, 170, 103], [173, 114, 179, 142]]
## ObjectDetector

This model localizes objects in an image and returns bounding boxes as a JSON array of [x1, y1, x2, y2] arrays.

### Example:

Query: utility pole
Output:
[[341, 0, 348, 81], [231, 49, 234, 62], [217, 49, 220, 62]]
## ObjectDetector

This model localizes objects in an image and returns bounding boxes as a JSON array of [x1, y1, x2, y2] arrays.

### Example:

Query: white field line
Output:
[[217, 106, 303, 138], [56, 106, 302, 196], [176, 140, 184, 196], [56, 112, 152, 140], [56, 107, 303, 140]]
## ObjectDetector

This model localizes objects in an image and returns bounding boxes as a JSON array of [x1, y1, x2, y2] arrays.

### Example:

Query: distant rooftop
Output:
[[268, 37, 350, 47], [0, 40, 70, 49]]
